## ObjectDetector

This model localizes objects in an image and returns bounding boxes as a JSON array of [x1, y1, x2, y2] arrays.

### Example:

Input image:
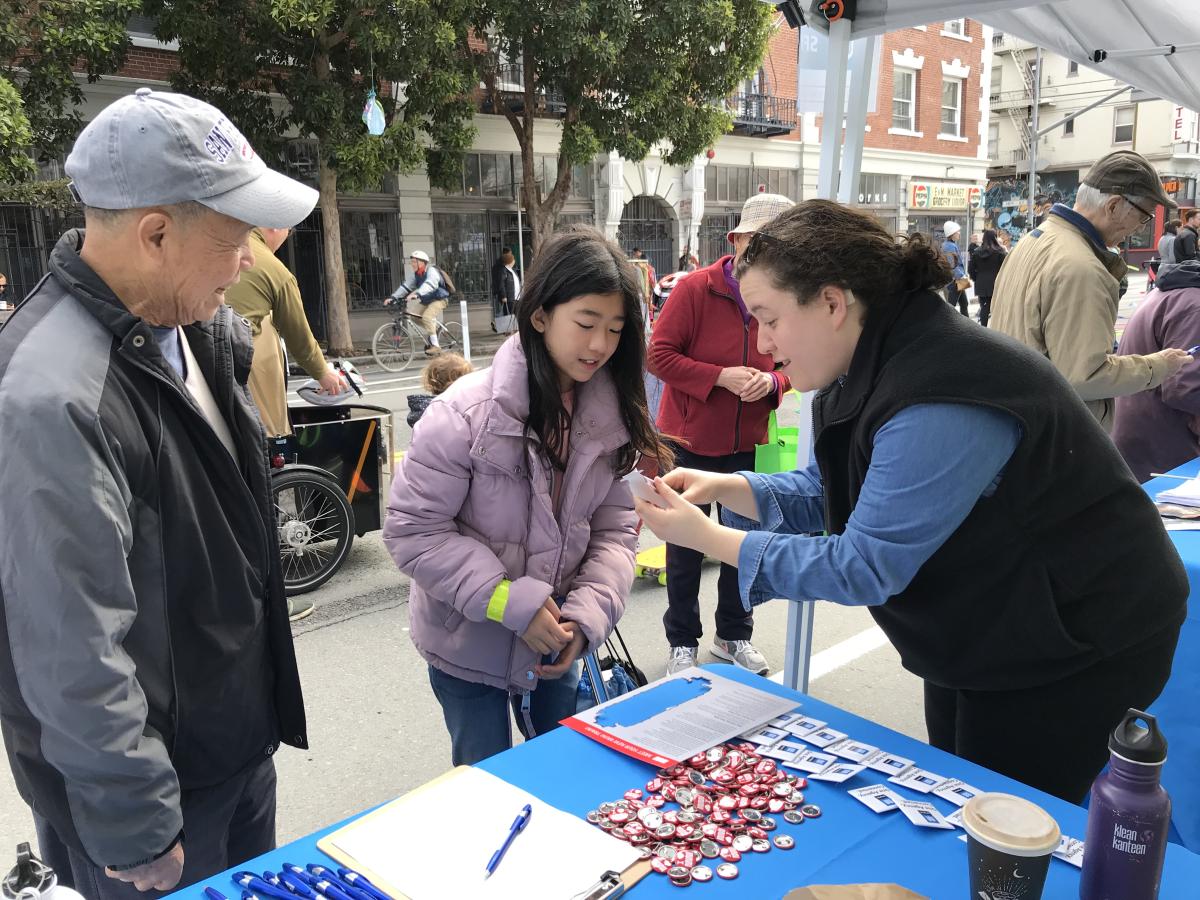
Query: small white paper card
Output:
[[784, 716, 826, 738], [809, 762, 866, 783], [865, 752, 916, 775], [621, 470, 669, 508], [945, 807, 965, 829], [1054, 836, 1086, 868], [932, 778, 982, 807], [889, 767, 947, 793], [741, 726, 787, 746], [898, 799, 956, 830], [784, 750, 837, 774], [831, 740, 878, 761], [769, 710, 804, 728], [802, 727, 848, 749], [760, 739, 807, 762], [848, 784, 904, 813]]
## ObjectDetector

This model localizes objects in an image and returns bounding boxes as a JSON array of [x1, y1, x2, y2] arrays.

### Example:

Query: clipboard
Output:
[[316, 767, 651, 899]]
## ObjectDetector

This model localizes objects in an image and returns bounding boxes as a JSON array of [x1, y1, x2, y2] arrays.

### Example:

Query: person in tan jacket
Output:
[[991, 151, 1192, 431], [223, 228, 342, 437]]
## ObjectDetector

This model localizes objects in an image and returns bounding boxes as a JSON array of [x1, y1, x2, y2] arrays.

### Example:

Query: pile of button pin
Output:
[[586, 741, 822, 887]]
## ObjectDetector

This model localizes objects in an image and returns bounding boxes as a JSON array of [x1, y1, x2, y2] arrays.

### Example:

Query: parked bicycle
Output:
[[371, 310, 464, 372]]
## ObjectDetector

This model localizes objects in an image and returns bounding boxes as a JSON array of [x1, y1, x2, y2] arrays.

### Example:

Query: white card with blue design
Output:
[[740, 726, 787, 746], [888, 766, 947, 793], [768, 710, 805, 728], [830, 740, 878, 762], [783, 750, 837, 774], [784, 716, 826, 738], [848, 784, 904, 813], [865, 751, 916, 775], [801, 726, 848, 749], [808, 762, 866, 783], [931, 778, 982, 807], [897, 799, 955, 830], [760, 739, 807, 763]]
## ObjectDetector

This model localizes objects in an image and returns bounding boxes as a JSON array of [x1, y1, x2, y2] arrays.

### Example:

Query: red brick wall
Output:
[[115, 46, 178, 82], [761, 20, 801, 141]]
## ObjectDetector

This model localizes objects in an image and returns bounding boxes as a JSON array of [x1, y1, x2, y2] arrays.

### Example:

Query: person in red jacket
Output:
[[648, 192, 793, 676]]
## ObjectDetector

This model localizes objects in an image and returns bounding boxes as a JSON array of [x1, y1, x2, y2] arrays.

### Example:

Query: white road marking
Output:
[[769, 625, 889, 685]]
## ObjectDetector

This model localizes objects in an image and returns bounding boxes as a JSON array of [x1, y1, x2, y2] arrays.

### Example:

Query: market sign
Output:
[[908, 182, 981, 210]]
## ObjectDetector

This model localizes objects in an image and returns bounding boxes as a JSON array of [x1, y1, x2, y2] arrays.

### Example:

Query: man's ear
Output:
[[135, 211, 171, 255]]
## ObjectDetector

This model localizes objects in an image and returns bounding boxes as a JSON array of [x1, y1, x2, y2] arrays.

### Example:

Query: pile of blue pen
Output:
[[203, 862, 394, 900]]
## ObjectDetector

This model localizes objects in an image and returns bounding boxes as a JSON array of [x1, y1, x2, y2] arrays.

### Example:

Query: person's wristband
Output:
[[486, 579, 512, 623], [106, 830, 183, 872]]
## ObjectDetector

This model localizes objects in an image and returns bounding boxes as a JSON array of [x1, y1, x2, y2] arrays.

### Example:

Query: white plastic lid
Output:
[[962, 792, 1061, 857]]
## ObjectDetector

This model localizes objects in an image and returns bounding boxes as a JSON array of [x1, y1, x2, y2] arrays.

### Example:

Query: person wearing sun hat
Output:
[[941, 220, 969, 316], [648, 191, 794, 678], [0, 88, 316, 896], [991, 149, 1191, 430]]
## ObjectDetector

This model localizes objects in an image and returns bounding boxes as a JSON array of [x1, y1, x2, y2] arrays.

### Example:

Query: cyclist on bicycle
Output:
[[385, 250, 450, 357]]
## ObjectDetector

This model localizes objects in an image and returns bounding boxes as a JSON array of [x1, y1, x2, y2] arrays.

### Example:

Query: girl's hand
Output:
[[521, 605, 572, 656], [660, 468, 734, 507], [634, 477, 716, 551], [537, 622, 586, 679], [738, 371, 775, 403]]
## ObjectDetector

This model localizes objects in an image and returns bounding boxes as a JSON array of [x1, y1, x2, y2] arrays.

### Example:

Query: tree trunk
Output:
[[319, 158, 353, 356]]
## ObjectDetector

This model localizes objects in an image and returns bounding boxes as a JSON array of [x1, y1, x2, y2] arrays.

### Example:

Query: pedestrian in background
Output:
[[385, 227, 671, 766], [1113, 259, 1200, 481], [0, 271, 8, 308], [1175, 208, 1200, 263], [1158, 218, 1180, 267], [967, 229, 1006, 328], [648, 192, 792, 677], [0, 89, 311, 897], [385, 250, 450, 356], [941, 221, 969, 316], [406, 352, 473, 429], [991, 150, 1191, 431]]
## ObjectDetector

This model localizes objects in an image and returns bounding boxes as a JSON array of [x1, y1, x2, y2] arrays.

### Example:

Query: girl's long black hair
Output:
[[516, 226, 672, 475]]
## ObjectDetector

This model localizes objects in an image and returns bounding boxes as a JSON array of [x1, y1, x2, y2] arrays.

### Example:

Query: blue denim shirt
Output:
[[731, 402, 1021, 608]]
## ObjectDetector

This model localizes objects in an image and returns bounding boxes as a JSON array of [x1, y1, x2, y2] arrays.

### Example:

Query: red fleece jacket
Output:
[[648, 256, 790, 456]]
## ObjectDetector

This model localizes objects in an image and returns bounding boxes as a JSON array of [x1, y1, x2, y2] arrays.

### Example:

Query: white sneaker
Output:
[[711, 638, 769, 675], [666, 645, 699, 675]]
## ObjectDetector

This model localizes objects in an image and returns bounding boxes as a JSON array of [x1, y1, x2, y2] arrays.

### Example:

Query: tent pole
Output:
[[1026, 47, 1042, 234], [817, 18, 852, 200], [837, 35, 877, 205]]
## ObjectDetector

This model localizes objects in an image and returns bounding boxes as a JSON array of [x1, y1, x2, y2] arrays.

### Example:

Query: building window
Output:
[[1064, 117, 1075, 137], [893, 69, 916, 131], [1114, 107, 1135, 144], [988, 121, 1000, 158], [941, 78, 962, 137], [989, 65, 1002, 101], [340, 211, 401, 311], [433, 212, 488, 302], [704, 165, 798, 204], [942, 19, 965, 36], [1067, 60, 1079, 77], [856, 173, 899, 206]]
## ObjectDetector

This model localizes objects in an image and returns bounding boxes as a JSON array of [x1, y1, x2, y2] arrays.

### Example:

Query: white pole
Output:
[[1027, 48, 1042, 234], [516, 193, 526, 281], [816, 18, 852, 200], [459, 297, 471, 362], [836, 35, 877, 206]]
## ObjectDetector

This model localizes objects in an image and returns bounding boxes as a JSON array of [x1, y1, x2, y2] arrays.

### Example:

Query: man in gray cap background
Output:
[[0, 88, 316, 895], [990, 149, 1192, 431]]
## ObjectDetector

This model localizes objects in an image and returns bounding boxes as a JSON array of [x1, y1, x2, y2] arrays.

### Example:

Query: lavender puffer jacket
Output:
[[383, 336, 638, 693]]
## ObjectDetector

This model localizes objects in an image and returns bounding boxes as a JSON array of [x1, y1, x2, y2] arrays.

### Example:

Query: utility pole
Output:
[[1027, 47, 1042, 233]]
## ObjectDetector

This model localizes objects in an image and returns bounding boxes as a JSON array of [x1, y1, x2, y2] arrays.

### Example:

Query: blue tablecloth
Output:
[[178, 665, 1200, 899], [1142, 458, 1200, 853]]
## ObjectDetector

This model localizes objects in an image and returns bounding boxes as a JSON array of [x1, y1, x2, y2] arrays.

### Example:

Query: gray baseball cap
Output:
[[65, 88, 318, 228]]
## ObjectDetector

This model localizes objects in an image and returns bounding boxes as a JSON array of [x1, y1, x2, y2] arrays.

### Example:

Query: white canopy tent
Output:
[[779, 0, 1200, 691]]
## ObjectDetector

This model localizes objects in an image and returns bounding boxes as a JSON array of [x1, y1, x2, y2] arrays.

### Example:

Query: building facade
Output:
[[988, 32, 1200, 265], [2, 14, 991, 343]]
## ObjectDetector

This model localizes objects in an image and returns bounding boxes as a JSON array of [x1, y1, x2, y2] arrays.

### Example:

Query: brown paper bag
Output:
[[784, 885, 929, 900]]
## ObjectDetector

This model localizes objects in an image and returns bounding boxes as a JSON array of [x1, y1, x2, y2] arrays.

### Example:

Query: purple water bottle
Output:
[[1080, 709, 1170, 899]]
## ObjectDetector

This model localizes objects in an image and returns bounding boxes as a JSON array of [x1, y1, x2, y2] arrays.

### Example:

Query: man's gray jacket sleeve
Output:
[[0, 399, 181, 866]]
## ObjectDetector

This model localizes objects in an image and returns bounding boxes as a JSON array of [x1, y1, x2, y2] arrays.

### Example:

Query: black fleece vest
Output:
[[812, 289, 1187, 691]]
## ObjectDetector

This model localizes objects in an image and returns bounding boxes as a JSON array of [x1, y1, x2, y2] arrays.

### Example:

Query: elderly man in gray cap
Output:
[[0, 89, 316, 896], [991, 150, 1192, 430]]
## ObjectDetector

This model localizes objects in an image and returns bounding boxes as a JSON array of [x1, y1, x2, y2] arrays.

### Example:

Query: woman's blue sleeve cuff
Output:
[[736, 531, 778, 609], [743, 471, 787, 531]]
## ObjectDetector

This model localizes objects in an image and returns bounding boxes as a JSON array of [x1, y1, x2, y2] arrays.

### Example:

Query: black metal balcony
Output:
[[727, 93, 796, 137], [481, 64, 567, 118]]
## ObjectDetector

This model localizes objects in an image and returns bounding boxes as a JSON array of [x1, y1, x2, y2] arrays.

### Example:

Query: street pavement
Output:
[[0, 279, 1152, 856]]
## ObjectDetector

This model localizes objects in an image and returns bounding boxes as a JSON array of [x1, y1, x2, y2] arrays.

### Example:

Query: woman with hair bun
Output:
[[636, 199, 1187, 804]]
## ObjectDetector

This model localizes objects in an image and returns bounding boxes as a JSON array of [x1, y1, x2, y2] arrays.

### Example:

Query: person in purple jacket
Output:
[[1113, 259, 1200, 481], [384, 227, 672, 766]]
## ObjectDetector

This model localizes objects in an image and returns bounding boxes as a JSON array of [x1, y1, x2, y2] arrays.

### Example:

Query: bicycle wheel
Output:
[[273, 469, 355, 594], [372, 320, 416, 372], [439, 320, 464, 353]]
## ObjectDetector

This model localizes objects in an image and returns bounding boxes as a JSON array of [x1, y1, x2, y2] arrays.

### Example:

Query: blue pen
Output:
[[205, 888, 230, 900], [278, 871, 318, 899], [336, 869, 393, 900], [485, 803, 532, 878], [1188, 345, 1200, 356], [305, 865, 373, 900], [231, 873, 295, 900]]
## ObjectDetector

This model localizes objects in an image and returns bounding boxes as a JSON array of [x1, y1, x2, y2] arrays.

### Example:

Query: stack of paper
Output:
[[1156, 477, 1200, 508]]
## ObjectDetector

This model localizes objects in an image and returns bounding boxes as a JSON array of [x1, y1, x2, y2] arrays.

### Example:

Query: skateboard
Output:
[[635, 543, 668, 586]]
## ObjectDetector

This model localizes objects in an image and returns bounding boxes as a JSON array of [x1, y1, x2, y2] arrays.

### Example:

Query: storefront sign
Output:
[[908, 182, 981, 210], [1171, 106, 1198, 144]]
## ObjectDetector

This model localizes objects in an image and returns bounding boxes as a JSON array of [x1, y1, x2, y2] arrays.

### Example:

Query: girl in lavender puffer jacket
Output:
[[384, 227, 673, 766]]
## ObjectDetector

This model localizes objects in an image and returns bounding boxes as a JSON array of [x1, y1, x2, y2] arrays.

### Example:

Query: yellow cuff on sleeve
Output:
[[486, 579, 512, 623]]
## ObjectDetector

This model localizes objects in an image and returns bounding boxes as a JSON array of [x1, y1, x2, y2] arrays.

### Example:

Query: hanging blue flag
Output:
[[362, 89, 386, 136]]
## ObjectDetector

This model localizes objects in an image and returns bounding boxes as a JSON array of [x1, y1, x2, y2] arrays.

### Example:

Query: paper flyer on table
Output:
[[562, 666, 798, 766]]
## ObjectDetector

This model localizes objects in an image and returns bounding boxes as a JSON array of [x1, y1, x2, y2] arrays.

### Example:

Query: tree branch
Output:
[[480, 59, 526, 150], [324, 10, 359, 50]]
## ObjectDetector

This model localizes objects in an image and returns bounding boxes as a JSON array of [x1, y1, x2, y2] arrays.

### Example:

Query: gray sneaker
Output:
[[287, 596, 316, 622], [666, 645, 699, 675], [711, 638, 769, 675]]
